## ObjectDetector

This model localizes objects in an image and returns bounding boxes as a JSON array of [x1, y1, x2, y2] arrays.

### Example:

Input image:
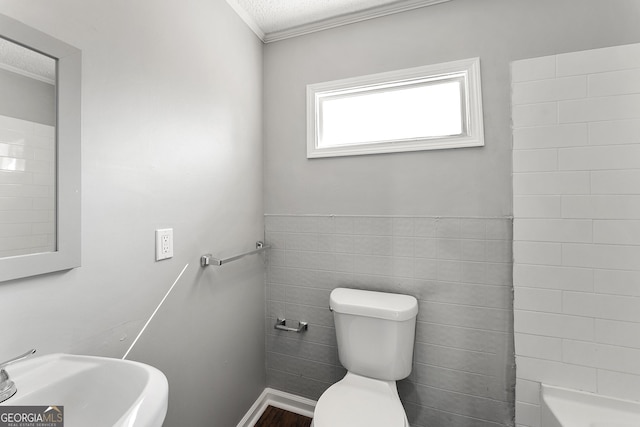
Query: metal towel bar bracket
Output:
[[201, 241, 270, 267], [275, 318, 308, 333]]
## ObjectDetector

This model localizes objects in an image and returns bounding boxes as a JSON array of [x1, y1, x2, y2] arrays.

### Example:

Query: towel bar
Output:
[[200, 241, 270, 267]]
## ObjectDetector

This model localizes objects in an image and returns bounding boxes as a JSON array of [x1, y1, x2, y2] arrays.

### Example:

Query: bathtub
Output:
[[541, 385, 640, 427]]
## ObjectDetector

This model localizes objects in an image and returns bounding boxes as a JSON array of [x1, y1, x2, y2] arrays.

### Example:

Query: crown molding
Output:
[[263, 0, 451, 43], [0, 62, 55, 85], [226, 0, 451, 44], [224, 0, 265, 42]]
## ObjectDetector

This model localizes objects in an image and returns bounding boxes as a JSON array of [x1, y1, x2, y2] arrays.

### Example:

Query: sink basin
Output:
[[0, 353, 168, 427]]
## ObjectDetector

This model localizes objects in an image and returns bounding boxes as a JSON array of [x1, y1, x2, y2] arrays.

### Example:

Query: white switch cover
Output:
[[155, 228, 173, 261]]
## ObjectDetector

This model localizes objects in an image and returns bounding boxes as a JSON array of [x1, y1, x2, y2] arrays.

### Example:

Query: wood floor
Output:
[[254, 406, 312, 427]]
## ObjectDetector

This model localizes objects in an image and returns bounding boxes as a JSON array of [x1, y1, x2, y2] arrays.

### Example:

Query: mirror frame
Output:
[[0, 14, 81, 282]]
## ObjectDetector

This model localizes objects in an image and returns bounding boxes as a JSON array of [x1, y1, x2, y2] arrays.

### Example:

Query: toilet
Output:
[[311, 287, 418, 427]]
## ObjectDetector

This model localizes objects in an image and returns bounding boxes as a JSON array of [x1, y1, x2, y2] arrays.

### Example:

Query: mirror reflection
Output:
[[0, 37, 57, 258]]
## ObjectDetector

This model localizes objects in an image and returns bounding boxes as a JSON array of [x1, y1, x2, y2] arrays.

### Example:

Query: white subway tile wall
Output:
[[265, 214, 514, 427], [512, 42, 640, 427], [0, 115, 55, 258]]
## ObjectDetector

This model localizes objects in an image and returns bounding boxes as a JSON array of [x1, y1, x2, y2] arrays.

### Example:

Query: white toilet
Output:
[[311, 287, 418, 427]]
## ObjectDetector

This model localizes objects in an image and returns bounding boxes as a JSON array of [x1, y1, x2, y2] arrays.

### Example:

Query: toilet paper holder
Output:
[[275, 318, 308, 333]]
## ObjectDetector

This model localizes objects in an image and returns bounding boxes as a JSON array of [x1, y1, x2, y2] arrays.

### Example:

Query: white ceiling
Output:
[[226, 0, 451, 42], [0, 37, 56, 84]]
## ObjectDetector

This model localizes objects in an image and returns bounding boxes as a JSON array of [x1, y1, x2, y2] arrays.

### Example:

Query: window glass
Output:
[[307, 58, 484, 158], [320, 79, 463, 147]]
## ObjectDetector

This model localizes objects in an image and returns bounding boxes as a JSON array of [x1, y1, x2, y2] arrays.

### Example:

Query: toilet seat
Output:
[[312, 373, 408, 427]]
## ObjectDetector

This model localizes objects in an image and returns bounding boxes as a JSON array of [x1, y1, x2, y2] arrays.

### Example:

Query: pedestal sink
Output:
[[0, 353, 168, 427]]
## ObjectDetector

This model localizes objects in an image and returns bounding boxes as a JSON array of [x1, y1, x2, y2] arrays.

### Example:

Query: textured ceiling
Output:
[[234, 0, 414, 34], [230, 0, 450, 41], [0, 37, 55, 84]]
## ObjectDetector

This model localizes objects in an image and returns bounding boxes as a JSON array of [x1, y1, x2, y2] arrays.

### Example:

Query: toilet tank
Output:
[[330, 288, 418, 381]]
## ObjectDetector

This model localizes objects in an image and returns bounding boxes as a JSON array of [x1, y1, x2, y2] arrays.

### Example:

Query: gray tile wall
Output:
[[265, 214, 515, 427]]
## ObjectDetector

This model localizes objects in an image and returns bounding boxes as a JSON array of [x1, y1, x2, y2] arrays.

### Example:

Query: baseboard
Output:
[[236, 388, 317, 427]]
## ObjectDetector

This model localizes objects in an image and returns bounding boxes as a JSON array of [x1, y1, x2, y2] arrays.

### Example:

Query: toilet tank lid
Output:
[[330, 288, 418, 321]]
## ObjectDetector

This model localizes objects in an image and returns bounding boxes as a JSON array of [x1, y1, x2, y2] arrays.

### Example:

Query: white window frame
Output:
[[306, 57, 484, 158]]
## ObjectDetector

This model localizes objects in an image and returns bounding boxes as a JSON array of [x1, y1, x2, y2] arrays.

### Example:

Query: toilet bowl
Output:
[[311, 288, 418, 427], [311, 372, 409, 427]]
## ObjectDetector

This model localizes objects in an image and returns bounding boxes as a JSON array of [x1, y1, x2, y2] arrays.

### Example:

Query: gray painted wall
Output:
[[0, 68, 55, 125], [263, 1, 640, 426], [264, 0, 640, 217], [0, 1, 264, 426]]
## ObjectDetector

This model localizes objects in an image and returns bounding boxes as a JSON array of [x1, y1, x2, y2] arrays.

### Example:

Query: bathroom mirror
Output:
[[0, 14, 81, 282]]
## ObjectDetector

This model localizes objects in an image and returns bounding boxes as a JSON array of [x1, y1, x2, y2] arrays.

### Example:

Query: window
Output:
[[306, 57, 484, 158]]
